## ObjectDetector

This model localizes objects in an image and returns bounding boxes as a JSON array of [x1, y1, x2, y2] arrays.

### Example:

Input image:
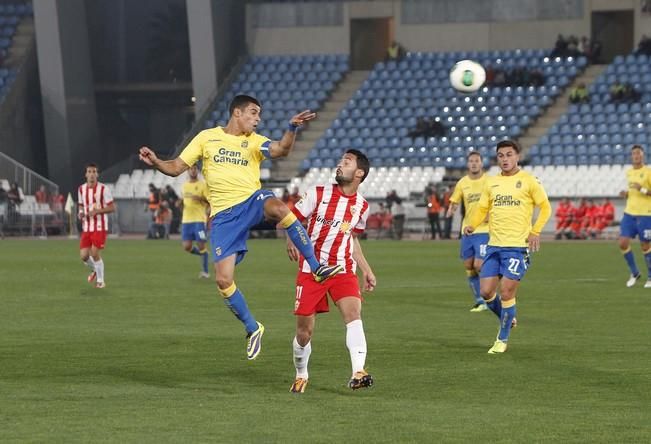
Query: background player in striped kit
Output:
[[78, 163, 115, 289]]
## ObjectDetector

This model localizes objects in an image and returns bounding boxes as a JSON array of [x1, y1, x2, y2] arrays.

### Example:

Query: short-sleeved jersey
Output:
[[78, 182, 113, 233], [624, 166, 651, 216], [292, 184, 370, 274], [181, 180, 209, 223], [179, 126, 271, 216], [478, 170, 549, 248], [449, 173, 489, 233]]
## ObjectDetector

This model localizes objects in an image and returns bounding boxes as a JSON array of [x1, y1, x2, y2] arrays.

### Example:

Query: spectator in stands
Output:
[[385, 189, 400, 210], [580, 199, 599, 239], [52, 192, 64, 213], [35, 185, 48, 204], [569, 83, 589, 104], [7, 182, 23, 225], [610, 82, 640, 103], [0, 186, 6, 238], [426, 188, 442, 240], [389, 195, 405, 240], [554, 197, 573, 240], [551, 34, 568, 58], [623, 83, 641, 102], [530, 68, 545, 86], [163, 184, 180, 234], [610, 82, 625, 102], [145, 183, 160, 239], [596, 198, 615, 235], [635, 34, 651, 56], [568, 198, 587, 239], [152, 201, 172, 239], [386, 40, 406, 61], [441, 186, 453, 239], [408, 117, 446, 139]]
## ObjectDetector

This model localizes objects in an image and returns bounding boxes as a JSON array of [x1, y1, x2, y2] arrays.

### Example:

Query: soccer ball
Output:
[[449, 60, 486, 93]]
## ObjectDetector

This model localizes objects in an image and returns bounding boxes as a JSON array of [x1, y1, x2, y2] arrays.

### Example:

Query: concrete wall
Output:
[[247, 0, 646, 56]]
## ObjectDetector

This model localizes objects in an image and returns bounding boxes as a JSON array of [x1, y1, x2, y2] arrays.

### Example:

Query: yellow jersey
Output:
[[624, 166, 651, 216], [449, 173, 489, 234], [471, 170, 551, 248], [179, 126, 271, 216], [181, 180, 209, 223]]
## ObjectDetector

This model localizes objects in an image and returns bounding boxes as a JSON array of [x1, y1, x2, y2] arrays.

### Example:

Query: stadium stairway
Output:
[[519, 64, 607, 154], [270, 70, 369, 181], [3, 15, 33, 67]]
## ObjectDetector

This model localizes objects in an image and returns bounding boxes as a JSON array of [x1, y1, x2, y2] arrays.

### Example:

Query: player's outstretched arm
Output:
[[269, 110, 317, 158], [352, 236, 376, 292], [139, 146, 189, 177]]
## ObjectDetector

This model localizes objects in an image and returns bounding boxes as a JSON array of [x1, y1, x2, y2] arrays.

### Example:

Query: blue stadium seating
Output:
[[204, 54, 348, 133], [301, 50, 584, 169], [529, 54, 651, 166]]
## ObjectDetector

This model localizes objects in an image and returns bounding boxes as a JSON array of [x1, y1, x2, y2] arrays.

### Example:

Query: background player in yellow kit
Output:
[[618, 145, 651, 288], [180, 165, 210, 278], [465, 140, 551, 354], [446, 151, 489, 312]]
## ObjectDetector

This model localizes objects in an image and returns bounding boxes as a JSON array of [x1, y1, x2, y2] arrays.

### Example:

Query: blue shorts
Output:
[[620, 213, 651, 241], [181, 222, 207, 242], [460, 233, 489, 260], [480, 246, 530, 281], [209, 189, 275, 264]]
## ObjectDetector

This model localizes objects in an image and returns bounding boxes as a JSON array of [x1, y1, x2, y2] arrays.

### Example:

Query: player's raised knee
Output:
[[265, 198, 290, 221]]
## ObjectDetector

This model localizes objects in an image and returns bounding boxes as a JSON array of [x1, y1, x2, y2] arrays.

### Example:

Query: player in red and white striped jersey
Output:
[[286, 149, 376, 393], [78, 163, 115, 288]]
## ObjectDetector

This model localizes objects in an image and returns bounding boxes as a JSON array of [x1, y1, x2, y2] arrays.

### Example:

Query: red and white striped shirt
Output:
[[78, 182, 113, 232], [292, 184, 369, 274]]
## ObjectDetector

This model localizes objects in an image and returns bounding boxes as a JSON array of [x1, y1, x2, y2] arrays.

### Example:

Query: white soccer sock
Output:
[[95, 259, 105, 283], [345, 319, 367, 375], [83, 257, 95, 271], [293, 337, 312, 379]]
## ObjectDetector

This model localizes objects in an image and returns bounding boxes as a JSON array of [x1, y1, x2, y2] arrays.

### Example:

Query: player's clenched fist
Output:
[[139, 146, 158, 166]]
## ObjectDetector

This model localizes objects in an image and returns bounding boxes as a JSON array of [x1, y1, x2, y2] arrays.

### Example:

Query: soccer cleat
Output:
[[313, 264, 343, 283], [246, 322, 265, 360], [511, 317, 518, 329], [290, 377, 308, 393], [470, 303, 488, 312], [645, 280, 651, 289], [198, 272, 210, 279], [87, 271, 97, 283], [626, 273, 641, 287], [95, 282, 105, 289], [348, 370, 373, 390], [487, 339, 507, 354]]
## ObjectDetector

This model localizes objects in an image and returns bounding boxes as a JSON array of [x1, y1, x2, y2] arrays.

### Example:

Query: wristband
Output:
[[287, 122, 299, 132], [641, 187, 648, 195]]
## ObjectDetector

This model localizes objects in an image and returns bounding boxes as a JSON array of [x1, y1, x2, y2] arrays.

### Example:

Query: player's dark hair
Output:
[[632, 144, 644, 153], [229, 95, 261, 115], [467, 151, 482, 160], [496, 139, 521, 153], [85, 162, 99, 171], [346, 149, 370, 183]]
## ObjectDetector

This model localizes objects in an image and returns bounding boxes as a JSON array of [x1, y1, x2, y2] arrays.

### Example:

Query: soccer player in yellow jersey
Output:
[[464, 140, 551, 354], [180, 165, 210, 278], [617, 145, 651, 288], [446, 151, 489, 312], [139, 95, 342, 360]]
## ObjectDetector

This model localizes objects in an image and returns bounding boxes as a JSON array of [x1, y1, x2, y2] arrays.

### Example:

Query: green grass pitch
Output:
[[1, 239, 650, 442]]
